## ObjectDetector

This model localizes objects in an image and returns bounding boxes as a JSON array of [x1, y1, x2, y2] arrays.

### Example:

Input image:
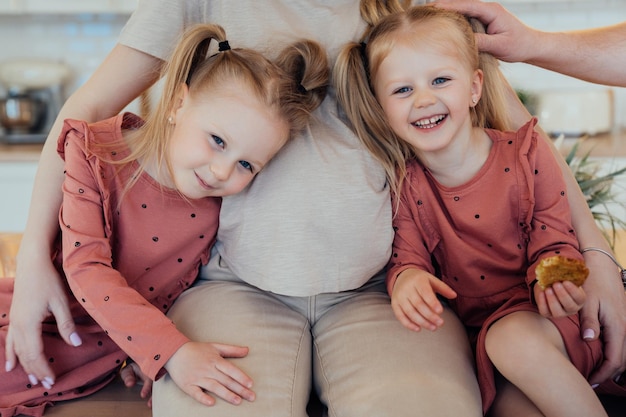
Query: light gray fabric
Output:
[[120, 0, 393, 296], [153, 251, 483, 417]]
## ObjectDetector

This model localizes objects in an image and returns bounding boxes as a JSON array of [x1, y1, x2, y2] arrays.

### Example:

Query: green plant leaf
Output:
[[566, 140, 626, 249]]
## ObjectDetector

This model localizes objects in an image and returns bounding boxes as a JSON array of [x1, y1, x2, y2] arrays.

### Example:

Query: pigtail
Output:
[[333, 41, 411, 198], [273, 40, 329, 136], [360, 0, 410, 39]]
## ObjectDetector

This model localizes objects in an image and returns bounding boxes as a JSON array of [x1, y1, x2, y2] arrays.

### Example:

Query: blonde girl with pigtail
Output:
[[0, 23, 328, 416], [335, 4, 618, 416]]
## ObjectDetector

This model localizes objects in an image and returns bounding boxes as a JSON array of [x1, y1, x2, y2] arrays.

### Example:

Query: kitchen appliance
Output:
[[535, 89, 614, 137], [0, 59, 69, 144]]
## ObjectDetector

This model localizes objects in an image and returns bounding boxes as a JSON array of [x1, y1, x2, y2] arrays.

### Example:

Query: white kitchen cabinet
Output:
[[0, 161, 37, 232], [0, 0, 136, 14]]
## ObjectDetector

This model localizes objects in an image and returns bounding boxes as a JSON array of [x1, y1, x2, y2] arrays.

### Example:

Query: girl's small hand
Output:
[[535, 280, 586, 318], [120, 361, 153, 408], [165, 341, 254, 407], [391, 269, 457, 332]]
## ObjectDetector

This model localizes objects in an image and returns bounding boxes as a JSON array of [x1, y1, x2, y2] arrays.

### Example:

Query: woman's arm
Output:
[[6, 44, 164, 386], [502, 81, 626, 385]]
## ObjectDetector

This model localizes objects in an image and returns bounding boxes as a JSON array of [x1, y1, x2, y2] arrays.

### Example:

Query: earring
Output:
[[471, 97, 478, 105], [167, 116, 174, 124]]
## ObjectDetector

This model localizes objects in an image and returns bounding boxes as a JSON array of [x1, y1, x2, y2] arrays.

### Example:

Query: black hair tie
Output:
[[218, 40, 231, 52], [359, 42, 370, 82]]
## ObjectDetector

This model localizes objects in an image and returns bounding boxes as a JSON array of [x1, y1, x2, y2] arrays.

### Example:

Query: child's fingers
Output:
[[120, 364, 138, 387], [140, 379, 153, 400], [542, 284, 579, 317], [213, 362, 256, 402], [184, 385, 217, 407], [552, 281, 586, 314], [393, 306, 422, 332], [430, 278, 458, 301], [398, 294, 443, 331]]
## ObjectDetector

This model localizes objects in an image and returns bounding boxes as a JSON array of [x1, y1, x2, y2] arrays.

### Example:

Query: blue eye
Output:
[[212, 135, 225, 147], [433, 77, 448, 86], [239, 160, 253, 172], [394, 86, 412, 95]]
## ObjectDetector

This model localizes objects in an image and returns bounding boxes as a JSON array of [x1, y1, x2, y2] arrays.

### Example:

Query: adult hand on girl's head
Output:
[[579, 252, 626, 386], [391, 269, 457, 332], [435, 0, 539, 64], [5, 256, 80, 387], [165, 341, 255, 407]]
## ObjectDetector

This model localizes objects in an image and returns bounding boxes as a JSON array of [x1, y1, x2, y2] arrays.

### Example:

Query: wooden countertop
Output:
[[557, 129, 626, 159], [0, 142, 43, 162]]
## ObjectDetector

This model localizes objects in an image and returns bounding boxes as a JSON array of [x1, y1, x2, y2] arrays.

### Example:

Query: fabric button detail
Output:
[[154, 354, 161, 361], [152, 237, 159, 242]]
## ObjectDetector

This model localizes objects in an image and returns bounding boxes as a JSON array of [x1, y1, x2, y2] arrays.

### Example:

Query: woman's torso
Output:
[[120, 0, 398, 296]]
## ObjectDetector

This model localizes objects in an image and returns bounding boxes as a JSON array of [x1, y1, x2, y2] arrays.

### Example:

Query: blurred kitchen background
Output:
[[0, 0, 625, 263]]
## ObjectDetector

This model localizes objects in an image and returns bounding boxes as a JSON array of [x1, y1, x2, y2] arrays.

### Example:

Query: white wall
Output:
[[0, 13, 128, 101]]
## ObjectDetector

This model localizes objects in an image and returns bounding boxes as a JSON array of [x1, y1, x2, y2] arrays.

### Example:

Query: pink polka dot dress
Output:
[[387, 119, 603, 414], [0, 113, 220, 416]]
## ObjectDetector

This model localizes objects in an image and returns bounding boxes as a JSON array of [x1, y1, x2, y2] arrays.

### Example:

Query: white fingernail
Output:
[[28, 374, 39, 386], [591, 383, 600, 389], [42, 380, 52, 390], [5, 361, 12, 372], [44, 377, 55, 386], [583, 329, 595, 340], [70, 332, 82, 347]]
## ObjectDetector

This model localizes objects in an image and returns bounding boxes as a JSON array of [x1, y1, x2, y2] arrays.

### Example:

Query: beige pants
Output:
[[152, 253, 482, 417]]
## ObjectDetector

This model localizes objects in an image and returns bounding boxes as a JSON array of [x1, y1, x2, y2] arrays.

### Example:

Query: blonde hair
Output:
[[111, 23, 329, 194], [334, 3, 511, 198]]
